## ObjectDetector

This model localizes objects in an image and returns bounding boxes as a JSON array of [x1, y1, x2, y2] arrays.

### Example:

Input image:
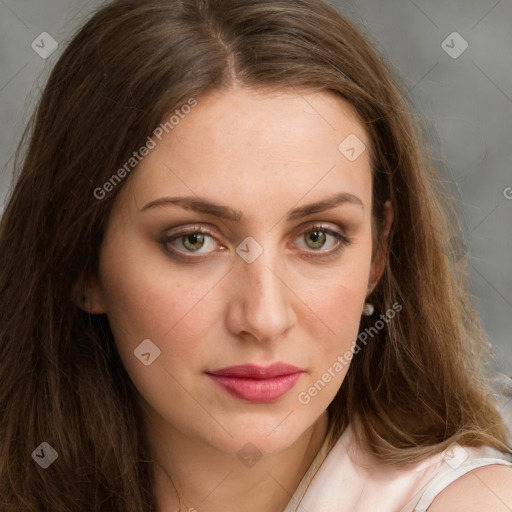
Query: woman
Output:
[[0, 0, 511, 511]]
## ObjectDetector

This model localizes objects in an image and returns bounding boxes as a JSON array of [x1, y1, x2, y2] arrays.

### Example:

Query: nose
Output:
[[225, 243, 296, 344]]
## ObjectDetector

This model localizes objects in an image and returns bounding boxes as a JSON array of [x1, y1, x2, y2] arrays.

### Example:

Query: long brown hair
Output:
[[1, 0, 509, 510]]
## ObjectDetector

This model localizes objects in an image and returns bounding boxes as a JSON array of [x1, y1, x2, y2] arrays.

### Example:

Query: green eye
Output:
[[161, 223, 352, 262], [181, 233, 206, 251], [304, 230, 327, 250], [296, 225, 351, 257]]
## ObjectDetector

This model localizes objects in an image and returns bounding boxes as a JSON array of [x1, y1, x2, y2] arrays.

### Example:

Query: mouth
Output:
[[205, 363, 305, 403]]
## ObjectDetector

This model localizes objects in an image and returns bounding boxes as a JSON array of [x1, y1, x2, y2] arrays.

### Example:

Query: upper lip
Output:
[[206, 363, 304, 379]]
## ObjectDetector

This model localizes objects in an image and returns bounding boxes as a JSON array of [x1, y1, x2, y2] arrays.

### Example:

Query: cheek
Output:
[[103, 274, 195, 343], [97, 237, 225, 375], [299, 248, 372, 328], [293, 242, 373, 373], [96, 253, 223, 424]]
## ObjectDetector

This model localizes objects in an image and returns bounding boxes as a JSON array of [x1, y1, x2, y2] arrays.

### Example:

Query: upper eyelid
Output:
[[163, 222, 345, 240]]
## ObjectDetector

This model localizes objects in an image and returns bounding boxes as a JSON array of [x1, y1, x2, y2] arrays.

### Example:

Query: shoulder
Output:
[[427, 464, 512, 511]]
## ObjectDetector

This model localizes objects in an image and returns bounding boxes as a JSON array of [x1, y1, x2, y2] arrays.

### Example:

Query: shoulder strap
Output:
[[413, 451, 512, 512]]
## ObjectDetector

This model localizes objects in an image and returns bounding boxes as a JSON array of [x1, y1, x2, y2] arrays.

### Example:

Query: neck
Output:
[[143, 407, 330, 512]]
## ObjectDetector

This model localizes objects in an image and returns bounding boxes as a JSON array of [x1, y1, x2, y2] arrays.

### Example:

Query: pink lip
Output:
[[206, 363, 304, 403]]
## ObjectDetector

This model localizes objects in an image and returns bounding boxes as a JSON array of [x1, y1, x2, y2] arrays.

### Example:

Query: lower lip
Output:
[[206, 372, 303, 403]]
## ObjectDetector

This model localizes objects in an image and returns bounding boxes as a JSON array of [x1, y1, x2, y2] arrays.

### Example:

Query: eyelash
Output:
[[160, 223, 352, 261]]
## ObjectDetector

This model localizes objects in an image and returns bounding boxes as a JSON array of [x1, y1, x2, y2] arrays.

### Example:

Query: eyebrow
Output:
[[140, 192, 364, 221]]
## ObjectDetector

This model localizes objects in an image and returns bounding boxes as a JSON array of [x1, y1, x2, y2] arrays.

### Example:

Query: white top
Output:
[[283, 419, 512, 512]]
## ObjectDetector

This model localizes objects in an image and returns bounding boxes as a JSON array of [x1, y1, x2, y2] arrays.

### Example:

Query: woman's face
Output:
[[86, 87, 391, 456]]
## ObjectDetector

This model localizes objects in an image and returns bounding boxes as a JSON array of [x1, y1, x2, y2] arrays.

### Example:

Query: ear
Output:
[[367, 200, 394, 295], [72, 273, 107, 314]]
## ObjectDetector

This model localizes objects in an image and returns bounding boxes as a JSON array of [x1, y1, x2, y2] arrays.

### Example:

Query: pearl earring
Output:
[[362, 302, 374, 316]]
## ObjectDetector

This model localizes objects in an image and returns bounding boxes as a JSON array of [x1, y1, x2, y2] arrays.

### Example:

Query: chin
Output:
[[209, 411, 321, 457]]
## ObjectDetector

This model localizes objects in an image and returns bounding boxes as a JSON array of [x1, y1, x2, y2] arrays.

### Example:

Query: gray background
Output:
[[0, 0, 511, 373]]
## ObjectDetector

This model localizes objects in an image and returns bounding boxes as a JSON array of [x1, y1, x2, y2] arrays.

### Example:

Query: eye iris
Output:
[[305, 230, 326, 249], [182, 233, 205, 251]]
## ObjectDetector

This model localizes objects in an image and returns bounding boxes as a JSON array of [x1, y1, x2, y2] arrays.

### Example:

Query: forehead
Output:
[[118, 87, 373, 221]]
